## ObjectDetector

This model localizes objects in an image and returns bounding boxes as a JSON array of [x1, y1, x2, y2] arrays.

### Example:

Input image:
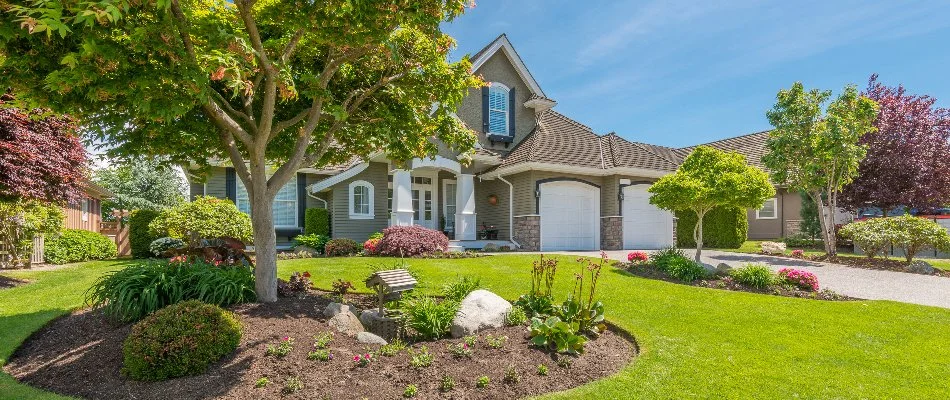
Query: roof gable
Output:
[[469, 34, 546, 97]]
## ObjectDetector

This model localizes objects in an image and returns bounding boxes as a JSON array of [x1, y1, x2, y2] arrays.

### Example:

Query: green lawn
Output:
[[4, 256, 950, 398], [722, 239, 950, 271]]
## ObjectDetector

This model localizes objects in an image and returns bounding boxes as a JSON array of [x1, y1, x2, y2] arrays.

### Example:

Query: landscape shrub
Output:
[[729, 263, 776, 289], [304, 208, 330, 236], [377, 225, 449, 257], [0, 200, 63, 267], [129, 209, 161, 258], [627, 251, 648, 263], [122, 300, 242, 381], [44, 229, 117, 264], [664, 257, 708, 282], [675, 206, 748, 249], [778, 268, 819, 291], [149, 237, 185, 256], [887, 214, 950, 262], [293, 233, 330, 254], [838, 218, 895, 259], [363, 238, 381, 255], [323, 238, 361, 257], [149, 196, 252, 244], [86, 259, 256, 322], [783, 235, 823, 249], [649, 247, 688, 270]]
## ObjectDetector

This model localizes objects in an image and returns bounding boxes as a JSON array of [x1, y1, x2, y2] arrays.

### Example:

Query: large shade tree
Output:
[[763, 82, 879, 256], [840, 75, 950, 214], [94, 158, 185, 218], [2, 0, 482, 301], [649, 146, 774, 262]]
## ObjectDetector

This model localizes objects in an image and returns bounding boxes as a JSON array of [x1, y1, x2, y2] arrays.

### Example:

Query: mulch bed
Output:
[[5, 293, 636, 400], [760, 252, 950, 278], [617, 263, 857, 301], [0, 275, 28, 289]]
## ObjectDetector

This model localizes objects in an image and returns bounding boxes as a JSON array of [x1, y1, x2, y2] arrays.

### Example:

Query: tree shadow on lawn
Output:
[[3, 309, 255, 400], [705, 253, 829, 268]]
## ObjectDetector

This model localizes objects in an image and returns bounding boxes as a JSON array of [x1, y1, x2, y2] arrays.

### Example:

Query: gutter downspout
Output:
[[305, 187, 329, 209], [497, 175, 521, 249]]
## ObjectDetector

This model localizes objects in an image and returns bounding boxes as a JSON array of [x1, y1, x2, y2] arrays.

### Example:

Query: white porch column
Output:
[[391, 169, 413, 226], [455, 173, 477, 240]]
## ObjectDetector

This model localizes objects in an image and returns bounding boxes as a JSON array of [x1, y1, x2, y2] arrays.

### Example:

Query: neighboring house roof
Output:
[[469, 33, 547, 97], [679, 130, 772, 169], [85, 181, 114, 199]]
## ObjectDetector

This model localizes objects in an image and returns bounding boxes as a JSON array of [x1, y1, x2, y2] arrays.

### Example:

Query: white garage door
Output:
[[622, 184, 674, 249], [539, 181, 600, 251]]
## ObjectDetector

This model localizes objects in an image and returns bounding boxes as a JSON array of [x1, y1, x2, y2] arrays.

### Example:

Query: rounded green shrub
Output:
[[665, 257, 708, 282], [675, 206, 748, 249], [304, 208, 330, 236], [293, 233, 330, 254], [129, 209, 161, 258], [149, 196, 252, 243], [44, 229, 117, 264], [729, 263, 776, 288], [123, 300, 242, 381]]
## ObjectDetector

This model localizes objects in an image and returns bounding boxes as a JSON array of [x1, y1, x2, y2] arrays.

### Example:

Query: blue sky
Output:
[[443, 1, 950, 148]]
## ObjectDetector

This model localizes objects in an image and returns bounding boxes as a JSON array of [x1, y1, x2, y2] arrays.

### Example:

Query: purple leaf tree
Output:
[[841, 75, 950, 214]]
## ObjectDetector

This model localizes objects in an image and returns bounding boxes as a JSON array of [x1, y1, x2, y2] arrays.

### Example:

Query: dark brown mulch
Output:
[[761, 253, 950, 278], [0, 275, 28, 289], [618, 263, 857, 301], [5, 294, 636, 400]]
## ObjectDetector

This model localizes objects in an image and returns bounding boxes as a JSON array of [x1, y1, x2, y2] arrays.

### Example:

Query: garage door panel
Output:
[[622, 185, 674, 249], [539, 181, 600, 251]]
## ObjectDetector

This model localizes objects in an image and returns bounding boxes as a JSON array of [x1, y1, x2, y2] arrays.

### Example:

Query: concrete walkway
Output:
[[546, 249, 950, 309]]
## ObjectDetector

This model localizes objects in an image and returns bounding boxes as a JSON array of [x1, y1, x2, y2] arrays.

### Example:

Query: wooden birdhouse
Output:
[[364, 269, 417, 315]]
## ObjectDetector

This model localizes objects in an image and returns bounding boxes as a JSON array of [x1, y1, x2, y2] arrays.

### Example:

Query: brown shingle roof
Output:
[[679, 130, 771, 169]]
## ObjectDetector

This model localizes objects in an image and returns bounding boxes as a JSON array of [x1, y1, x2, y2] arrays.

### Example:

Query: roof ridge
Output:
[[469, 33, 506, 62], [680, 129, 772, 150], [631, 142, 680, 168], [546, 110, 594, 133]]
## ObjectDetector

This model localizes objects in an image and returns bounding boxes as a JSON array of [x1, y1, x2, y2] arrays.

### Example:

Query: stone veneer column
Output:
[[513, 215, 541, 251], [601, 216, 623, 250]]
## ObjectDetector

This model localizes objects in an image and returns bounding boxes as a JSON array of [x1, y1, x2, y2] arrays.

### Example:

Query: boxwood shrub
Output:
[[129, 209, 161, 258], [293, 233, 330, 254], [304, 208, 330, 236], [44, 229, 117, 264], [676, 206, 748, 249], [149, 196, 252, 244], [122, 300, 242, 381]]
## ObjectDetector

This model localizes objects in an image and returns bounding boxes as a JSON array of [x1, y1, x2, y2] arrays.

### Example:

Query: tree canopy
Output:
[[840, 75, 950, 214], [94, 158, 185, 218], [763, 82, 879, 256], [650, 145, 774, 261], [2, 0, 482, 301]]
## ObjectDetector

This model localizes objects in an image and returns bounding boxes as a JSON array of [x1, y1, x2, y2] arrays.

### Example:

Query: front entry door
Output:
[[412, 176, 435, 229]]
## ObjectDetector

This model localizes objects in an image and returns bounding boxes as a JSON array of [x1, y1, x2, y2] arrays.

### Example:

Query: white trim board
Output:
[[470, 35, 546, 97]]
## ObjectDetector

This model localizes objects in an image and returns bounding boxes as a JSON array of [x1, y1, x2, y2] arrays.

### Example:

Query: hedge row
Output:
[[675, 206, 748, 249]]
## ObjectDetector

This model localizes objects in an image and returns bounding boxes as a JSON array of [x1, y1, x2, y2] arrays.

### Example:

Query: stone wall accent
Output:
[[784, 219, 802, 236], [513, 215, 540, 251], [601, 217, 623, 250]]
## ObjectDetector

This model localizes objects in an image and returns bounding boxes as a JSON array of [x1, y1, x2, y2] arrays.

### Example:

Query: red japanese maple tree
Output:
[[0, 93, 88, 204], [840, 75, 950, 214]]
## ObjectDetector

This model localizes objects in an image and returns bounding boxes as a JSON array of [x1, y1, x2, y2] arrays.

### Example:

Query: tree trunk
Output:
[[250, 186, 279, 302], [825, 192, 838, 257], [809, 192, 832, 256], [693, 209, 706, 263]]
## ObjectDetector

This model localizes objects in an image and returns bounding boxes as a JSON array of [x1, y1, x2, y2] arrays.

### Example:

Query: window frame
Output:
[[487, 82, 510, 136], [756, 197, 778, 220], [443, 179, 457, 233], [348, 180, 375, 220], [236, 174, 299, 228], [80, 198, 89, 222]]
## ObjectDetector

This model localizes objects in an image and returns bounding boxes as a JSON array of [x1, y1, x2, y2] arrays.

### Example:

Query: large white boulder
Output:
[[760, 241, 787, 255], [322, 302, 359, 318], [450, 290, 512, 338], [327, 310, 364, 336]]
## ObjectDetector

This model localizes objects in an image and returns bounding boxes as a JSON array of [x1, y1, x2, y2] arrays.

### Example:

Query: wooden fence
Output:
[[30, 234, 44, 264]]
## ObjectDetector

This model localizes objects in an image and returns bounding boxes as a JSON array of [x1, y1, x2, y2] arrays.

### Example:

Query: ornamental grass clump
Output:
[[778, 268, 820, 292]]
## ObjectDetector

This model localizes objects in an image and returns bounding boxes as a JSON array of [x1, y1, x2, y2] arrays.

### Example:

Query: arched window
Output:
[[488, 83, 510, 135], [349, 180, 375, 219]]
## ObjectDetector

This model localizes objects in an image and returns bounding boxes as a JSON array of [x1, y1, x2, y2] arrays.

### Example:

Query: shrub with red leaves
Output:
[[363, 238, 381, 255], [377, 225, 449, 257], [0, 94, 88, 204]]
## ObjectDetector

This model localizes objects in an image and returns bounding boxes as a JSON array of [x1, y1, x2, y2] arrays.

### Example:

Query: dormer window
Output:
[[488, 83, 510, 135]]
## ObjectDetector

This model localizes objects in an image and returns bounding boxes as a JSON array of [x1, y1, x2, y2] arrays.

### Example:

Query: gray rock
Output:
[[356, 331, 388, 345], [715, 263, 733, 275], [699, 262, 716, 275], [450, 289, 512, 338], [905, 260, 935, 274], [323, 302, 359, 318], [327, 310, 364, 336]]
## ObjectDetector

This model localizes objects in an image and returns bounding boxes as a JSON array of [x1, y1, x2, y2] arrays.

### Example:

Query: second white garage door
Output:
[[539, 181, 600, 251], [622, 184, 674, 249]]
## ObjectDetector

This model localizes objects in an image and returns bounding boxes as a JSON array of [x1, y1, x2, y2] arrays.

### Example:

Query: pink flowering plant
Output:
[[778, 268, 819, 292], [265, 336, 295, 358], [627, 251, 649, 264], [791, 249, 805, 259], [448, 342, 474, 358], [353, 353, 372, 367]]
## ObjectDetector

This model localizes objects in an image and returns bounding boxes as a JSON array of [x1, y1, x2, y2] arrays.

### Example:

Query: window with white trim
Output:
[[488, 83, 509, 135], [236, 175, 298, 227], [80, 199, 89, 222], [349, 180, 374, 219], [756, 198, 778, 219]]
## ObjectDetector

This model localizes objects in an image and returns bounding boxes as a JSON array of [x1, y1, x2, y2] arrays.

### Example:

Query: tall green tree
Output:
[[94, 158, 185, 218], [2, 0, 482, 301], [798, 191, 822, 241], [649, 146, 774, 262], [763, 83, 878, 256]]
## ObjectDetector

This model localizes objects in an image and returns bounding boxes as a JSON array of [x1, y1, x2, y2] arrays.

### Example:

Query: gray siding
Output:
[[329, 162, 389, 241], [747, 188, 801, 239], [458, 51, 538, 152], [474, 178, 510, 240], [205, 167, 228, 199]]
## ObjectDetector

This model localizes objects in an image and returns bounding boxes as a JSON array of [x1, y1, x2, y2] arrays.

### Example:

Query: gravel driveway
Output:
[[545, 249, 950, 309]]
